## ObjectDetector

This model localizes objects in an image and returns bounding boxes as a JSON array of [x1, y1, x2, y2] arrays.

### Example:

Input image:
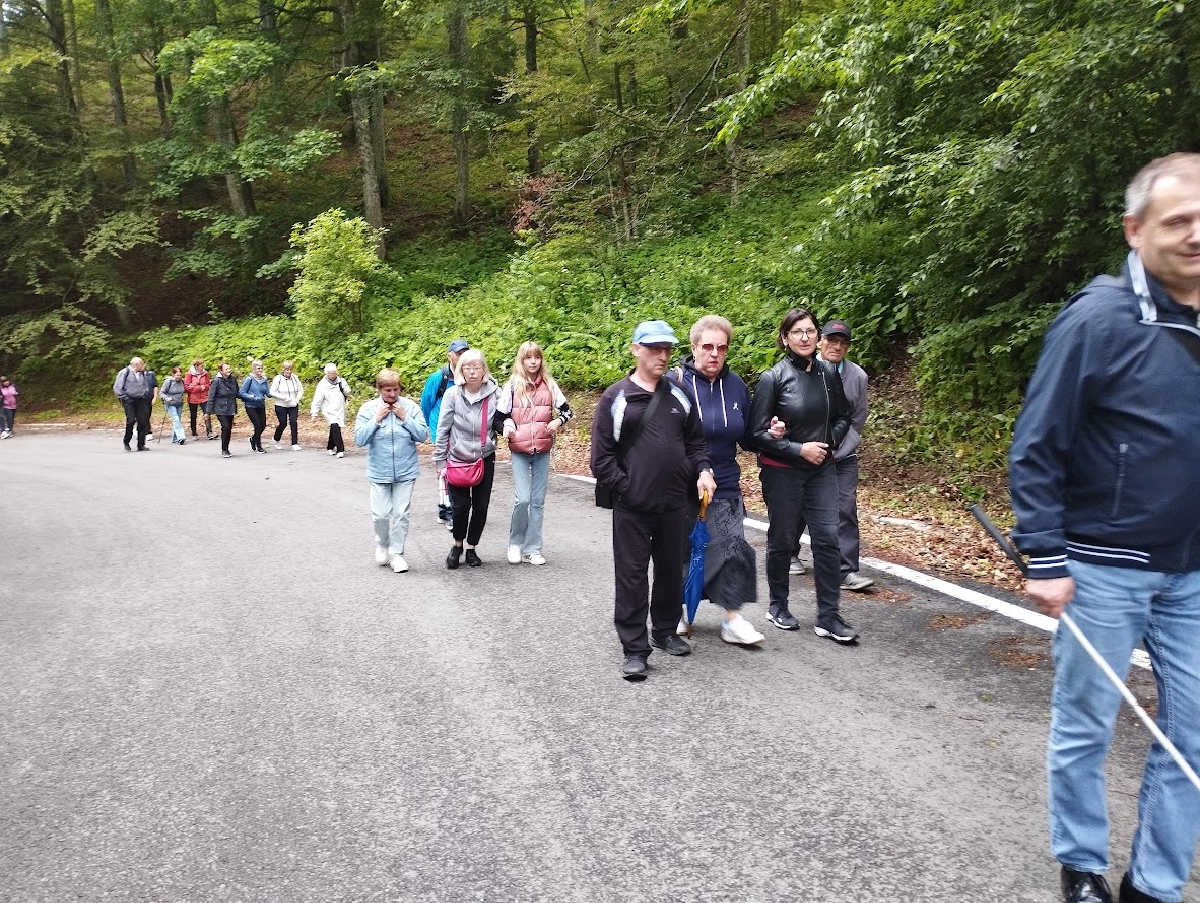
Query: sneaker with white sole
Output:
[[676, 617, 690, 636], [766, 607, 800, 630], [841, 572, 874, 591], [390, 555, 409, 573], [375, 545, 390, 566], [789, 558, 806, 576], [721, 615, 765, 645], [291, 444, 302, 451], [507, 545, 522, 564], [814, 615, 860, 644], [523, 553, 546, 565], [336, 451, 344, 458], [327, 450, 336, 456], [274, 441, 283, 450]]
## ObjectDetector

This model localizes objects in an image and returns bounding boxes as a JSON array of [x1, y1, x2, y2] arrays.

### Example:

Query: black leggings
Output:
[[246, 406, 266, 450], [326, 423, 345, 453], [217, 414, 234, 452], [448, 454, 496, 547], [273, 406, 299, 444]]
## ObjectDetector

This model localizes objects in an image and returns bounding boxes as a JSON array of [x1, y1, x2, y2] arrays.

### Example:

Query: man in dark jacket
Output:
[[1010, 153, 1200, 903], [112, 357, 157, 451], [591, 320, 715, 681]]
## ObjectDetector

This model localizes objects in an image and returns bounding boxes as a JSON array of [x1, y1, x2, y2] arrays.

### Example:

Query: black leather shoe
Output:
[[650, 634, 692, 656], [1119, 873, 1164, 903], [136, 446, 149, 451], [1062, 867, 1113, 903], [123, 441, 131, 451], [446, 546, 462, 570], [464, 549, 482, 567], [621, 654, 648, 681]]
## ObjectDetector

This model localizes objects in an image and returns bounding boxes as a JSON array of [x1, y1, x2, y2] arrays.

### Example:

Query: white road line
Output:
[[566, 473, 1150, 671]]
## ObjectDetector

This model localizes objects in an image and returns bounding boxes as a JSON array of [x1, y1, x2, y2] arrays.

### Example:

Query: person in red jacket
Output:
[[495, 341, 574, 566], [183, 359, 212, 439]]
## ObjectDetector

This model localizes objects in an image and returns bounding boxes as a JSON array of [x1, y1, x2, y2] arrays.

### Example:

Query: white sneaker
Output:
[[523, 553, 546, 566], [390, 555, 409, 573], [0, 431, 8, 439], [676, 617, 690, 636], [274, 441, 282, 449], [336, 451, 344, 458], [375, 545, 389, 566], [291, 444, 301, 451], [507, 545, 522, 564], [789, 558, 806, 576], [327, 450, 336, 456], [841, 572, 874, 591], [721, 614, 765, 645]]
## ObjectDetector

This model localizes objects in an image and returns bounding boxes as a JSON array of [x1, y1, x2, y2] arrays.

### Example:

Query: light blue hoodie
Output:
[[353, 396, 429, 484]]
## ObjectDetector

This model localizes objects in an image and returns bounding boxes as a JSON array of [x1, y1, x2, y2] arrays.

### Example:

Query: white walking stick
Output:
[[970, 505, 1200, 795]]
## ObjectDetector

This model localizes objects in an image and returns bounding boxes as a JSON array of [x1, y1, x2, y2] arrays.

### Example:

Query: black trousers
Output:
[[246, 406, 266, 449], [121, 397, 152, 447], [217, 414, 234, 453], [273, 406, 298, 444], [326, 423, 345, 453], [448, 454, 496, 546], [761, 464, 841, 623], [612, 504, 689, 656], [795, 454, 861, 578], [189, 402, 212, 437]]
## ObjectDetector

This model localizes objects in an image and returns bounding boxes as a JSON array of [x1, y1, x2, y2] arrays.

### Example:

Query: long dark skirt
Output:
[[695, 495, 757, 611]]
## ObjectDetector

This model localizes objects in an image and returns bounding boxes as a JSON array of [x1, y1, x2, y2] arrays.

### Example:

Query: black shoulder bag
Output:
[[595, 379, 667, 509]]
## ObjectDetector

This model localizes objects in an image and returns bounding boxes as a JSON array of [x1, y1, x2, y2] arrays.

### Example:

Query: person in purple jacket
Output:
[[673, 315, 765, 646]]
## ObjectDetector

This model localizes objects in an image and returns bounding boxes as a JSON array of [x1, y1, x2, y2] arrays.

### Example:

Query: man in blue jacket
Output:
[[420, 339, 469, 529], [1010, 153, 1200, 903]]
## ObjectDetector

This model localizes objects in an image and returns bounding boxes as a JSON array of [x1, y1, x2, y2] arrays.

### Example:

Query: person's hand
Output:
[[503, 421, 516, 439], [548, 418, 561, 435], [393, 403, 406, 420], [799, 441, 829, 465], [1025, 576, 1075, 619], [768, 416, 786, 439], [697, 470, 717, 500], [375, 404, 390, 423]]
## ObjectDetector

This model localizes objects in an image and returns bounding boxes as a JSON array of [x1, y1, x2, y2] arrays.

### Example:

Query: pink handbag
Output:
[[444, 397, 488, 488]]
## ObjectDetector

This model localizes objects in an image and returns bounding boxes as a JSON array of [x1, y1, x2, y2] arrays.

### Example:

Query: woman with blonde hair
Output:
[[495, 341, 574, 566], [433, 349, 500, 568]]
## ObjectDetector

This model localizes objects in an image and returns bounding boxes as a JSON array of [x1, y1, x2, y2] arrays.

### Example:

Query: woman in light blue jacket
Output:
[[238, 360, 271, 454], [353, 369, 429, 573]]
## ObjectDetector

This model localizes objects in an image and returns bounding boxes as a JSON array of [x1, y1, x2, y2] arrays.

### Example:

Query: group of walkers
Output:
[[591, 311, 871, 680]]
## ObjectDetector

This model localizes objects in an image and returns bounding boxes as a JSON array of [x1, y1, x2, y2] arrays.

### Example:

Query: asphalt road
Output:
[[2, 430, 1195, 903]]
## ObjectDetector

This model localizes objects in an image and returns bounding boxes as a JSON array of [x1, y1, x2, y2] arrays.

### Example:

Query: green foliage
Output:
[[288, 210, 391, 351]]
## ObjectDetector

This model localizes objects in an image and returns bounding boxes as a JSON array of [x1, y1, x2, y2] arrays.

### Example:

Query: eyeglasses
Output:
[[699, 343, 729, 355], [788, 327, 818, 339]]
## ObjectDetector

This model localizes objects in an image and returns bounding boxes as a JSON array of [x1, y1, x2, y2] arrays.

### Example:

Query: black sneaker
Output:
[[1061, 868, 1112, 903], [766, 608, 800, 630], [650, 634, 692, 656], [123, 441, 131, 451], [464, 549, 482, 567], [221, 451, 233, 458], [1117, 873, 1161, 903], [814, 616, 859, 644], [621, 654, 648, 681], [446, 546, 462, 570]]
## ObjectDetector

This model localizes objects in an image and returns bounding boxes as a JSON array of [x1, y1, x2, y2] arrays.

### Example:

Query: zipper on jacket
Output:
[[1110, 443, 1128, 520]]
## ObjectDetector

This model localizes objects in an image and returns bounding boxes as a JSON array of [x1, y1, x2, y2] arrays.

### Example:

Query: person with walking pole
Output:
[[1009, 153, 1200, 903]]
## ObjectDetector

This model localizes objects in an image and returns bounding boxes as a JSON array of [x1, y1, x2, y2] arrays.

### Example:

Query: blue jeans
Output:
[[167, 404, 186, 443], [370, 481, 415, 556], [1050, 559, 1200, 901], [509, 450, 550, 555]]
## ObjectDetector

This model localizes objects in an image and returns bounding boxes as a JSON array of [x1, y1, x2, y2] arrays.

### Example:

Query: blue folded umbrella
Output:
[[682, 494, 710, 636]]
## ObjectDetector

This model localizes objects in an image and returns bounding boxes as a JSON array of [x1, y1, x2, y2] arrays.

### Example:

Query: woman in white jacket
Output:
[[310, 362, 351, 457], [270, 360, 305, 450]]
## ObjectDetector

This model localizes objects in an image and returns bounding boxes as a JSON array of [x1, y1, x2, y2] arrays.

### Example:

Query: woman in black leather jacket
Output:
[[749, 308, 858, 644]]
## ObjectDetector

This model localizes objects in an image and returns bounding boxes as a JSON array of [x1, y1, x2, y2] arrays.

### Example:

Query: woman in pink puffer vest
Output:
[[495, 341, 574, 566]]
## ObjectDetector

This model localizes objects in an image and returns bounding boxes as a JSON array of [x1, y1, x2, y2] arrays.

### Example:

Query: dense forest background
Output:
[[2, 0, 1198, 467]]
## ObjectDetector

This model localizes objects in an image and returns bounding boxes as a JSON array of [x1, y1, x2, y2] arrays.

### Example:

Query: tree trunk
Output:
[[339, 0, 389, 249], [198, 0, 257, 218], [450, 5, 469, 223], [524, 4, 540, 176], [370, 90, 390, 208], [44, 0, 78, 117], [96, 0, 137, 184], [258, 0, 279, 41], [351, 91, 386, 257], [62, 0, 84, 111], [730, 0, 750, 198]]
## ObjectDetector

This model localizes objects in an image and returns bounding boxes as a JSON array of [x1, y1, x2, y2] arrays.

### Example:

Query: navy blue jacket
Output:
[[1010, 254, 1200, 577], [677, 356, 753, 501]]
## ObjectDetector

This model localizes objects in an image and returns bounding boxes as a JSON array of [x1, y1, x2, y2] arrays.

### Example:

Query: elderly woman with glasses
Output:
[[749, 308, 857, 644]]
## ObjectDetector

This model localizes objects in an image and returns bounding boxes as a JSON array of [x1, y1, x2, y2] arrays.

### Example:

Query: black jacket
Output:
[[1010, 255, 1200, 577], [590, 375, 712, 513], [205, 374, 239, 417], [749, 350, 851, 470]]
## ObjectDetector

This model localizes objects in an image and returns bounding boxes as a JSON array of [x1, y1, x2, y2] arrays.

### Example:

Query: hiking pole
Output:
[[155, 406, 168, 443], [969, 504, 1200, 794]]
